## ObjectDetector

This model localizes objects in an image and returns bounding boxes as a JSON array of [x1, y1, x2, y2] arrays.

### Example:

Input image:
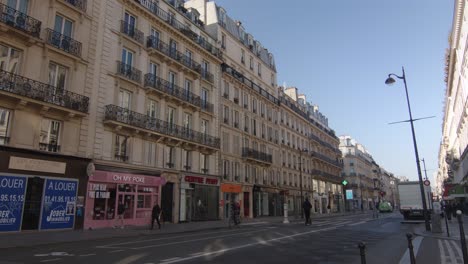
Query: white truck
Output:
[[398, 181, 433, 220]]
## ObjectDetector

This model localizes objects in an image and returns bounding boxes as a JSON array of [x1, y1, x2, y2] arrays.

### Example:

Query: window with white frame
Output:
[[168, 71, 176, 89], [245, 164, 250, 183], [124, 12, 137, 34], [169, 39, 177, 57], [149, 62, 158, 76], [249, 56, 253, 70], [201, 61, 209, 77], [114, 134, 128, 161], [167, 106, 176, 125], [243, 92, 249, 109], [223, 105, 229, 124], [39, 119, 61, 152], [48, 62, 68, 91], [144, 141, 156, 166], [241, 49, 245, 64], [233, 110, 239, 128], [221, 33, 226, 49], [184, 79, 192, 99], [0, 108, 11, 145], [147, 99, 158, 119], [150, 28, 160, 45], [6, 0, 29, 13], [234, 162, 240, 182], [223, 80, 229, 98], [54, 14, 73, 38], [201, 119, 208, 134], [121, 48, 134, 66], [183, 112, 192, 130], [119, 89, 132, 109], [0, 44, 21, 73], [258, 62, 262, 77], [244, 115, 249, 132]]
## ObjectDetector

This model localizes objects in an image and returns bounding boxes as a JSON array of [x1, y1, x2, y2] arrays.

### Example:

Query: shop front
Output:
[[84, 170, 165, 229], [180, 175, 219, 222], [220, 183, 242, 219], [0, 147, 89, 233]]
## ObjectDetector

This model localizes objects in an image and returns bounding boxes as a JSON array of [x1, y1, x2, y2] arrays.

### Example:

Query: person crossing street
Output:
[[303, 197, 312, 226]]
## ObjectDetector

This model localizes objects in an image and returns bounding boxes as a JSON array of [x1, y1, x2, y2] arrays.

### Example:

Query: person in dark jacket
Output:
[[303, 197, 312, 226], [445, 202, 453, 221], [151, 204, 162, 230]]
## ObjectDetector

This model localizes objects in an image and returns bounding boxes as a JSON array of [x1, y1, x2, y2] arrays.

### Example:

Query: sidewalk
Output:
[[413, 215, 468, 264], [0, 211, 368, 249]]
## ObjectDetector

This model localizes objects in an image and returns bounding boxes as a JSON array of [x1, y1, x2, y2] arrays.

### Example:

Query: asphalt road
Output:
[[0, 213, 414, 264]]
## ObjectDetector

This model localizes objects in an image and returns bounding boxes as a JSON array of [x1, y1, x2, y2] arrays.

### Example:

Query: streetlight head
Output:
[[385, 76, 396, 85]]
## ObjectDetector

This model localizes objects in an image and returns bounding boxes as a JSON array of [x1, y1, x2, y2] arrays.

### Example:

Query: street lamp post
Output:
[[299, 149, 305, 219], [385, 67, 431, 231]]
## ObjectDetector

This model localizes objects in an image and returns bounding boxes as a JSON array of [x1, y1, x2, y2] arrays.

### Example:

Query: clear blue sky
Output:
[[215, 0, 454, 182]]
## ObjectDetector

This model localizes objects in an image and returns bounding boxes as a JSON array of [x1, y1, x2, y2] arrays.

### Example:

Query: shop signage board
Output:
[[185, 176, 219, 185], [345, 189, 353, 200], [40, 178, 78, 230], [0, 175, 27, 232]]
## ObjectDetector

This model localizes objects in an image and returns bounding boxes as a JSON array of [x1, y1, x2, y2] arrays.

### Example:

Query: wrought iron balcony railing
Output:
[[310, 150, 342, 167], [201, 70, 214, 83], [0, 69, 89, 113], [116, 61, 142, 83], [147, 36, 203, 75], [144, 74, 213, 113], [39, 143, 60, 152], [46, 29, 82, 57], [0, 2, 41, 38], [63, 0, 87, 12], [114, 154, 129, 162], [104, 105, 220, 149], [120, 20, 144, 44], [242, 147, 272, 164], [138, 0, 221, 59]]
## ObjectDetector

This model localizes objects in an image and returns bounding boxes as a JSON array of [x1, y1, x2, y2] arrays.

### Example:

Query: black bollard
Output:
[[406, 233, 416, 264], [358, 242, 366, 264], [445, 212, 450, 237], [456, 211, 468, 264]]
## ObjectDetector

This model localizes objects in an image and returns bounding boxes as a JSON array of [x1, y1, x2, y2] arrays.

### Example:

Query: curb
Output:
[[413, 230, 460, 241]]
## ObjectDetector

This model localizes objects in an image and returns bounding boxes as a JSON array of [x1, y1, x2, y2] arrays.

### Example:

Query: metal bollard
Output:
[[358, 242, 367, 264], [456, 210, 468, 264], [445, 212, 450, 237], [406, 233, 416, 264]]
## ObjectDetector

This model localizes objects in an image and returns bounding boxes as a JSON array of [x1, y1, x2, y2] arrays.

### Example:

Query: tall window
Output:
[[234, 162, 240, 181], [144, 141, 156, 166], [257, 62, 262, 77], [169, 39, 177, 57], [221, 33, 226, 48], [54, 14, 73, 37], [146, 99, 158, 118], [223, 160, 230, 180], [252, 98, 257, 113], [182, 150, 191, 171], [201, 88, 208, 109], [243, 92, 249, 109], [168, 71, 176, 90], [241, 49, 245, 63], [185, 49, 192, 64], [165, 146, 175, 168], [251, 119, 256, 136], [184, 79, 192, 99], [200, 154, 208, 173], [7, 0, 29, 13], [244, 115, 249, 132], [249, 56, 253, 70], [150, 28, 160, 45], [124, 12, 136, 34], [201, 61, 209, 77], [167, 107, 176, 126], [149, 62, 158, 76], [223, 80, 229, 97], [121, 48, 134, 66], [183, 112, 192, 130], [201, 119, 208, 134], [114, 134, 128, 161], [48, 62, 68, 91], [223, 105, 229, 124], [245, 164, 250, 183], [119, 89, 132, 109], [0, 108, 11, 145], [233, 110, 239, 127], [39, 119, 61, 152], [0, 44, 21, 73]]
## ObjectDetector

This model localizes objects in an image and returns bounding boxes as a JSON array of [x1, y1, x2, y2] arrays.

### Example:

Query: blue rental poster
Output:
[[346, 189, 353, 200], [40, 178, 78, 230], [0, 175, 27, 232]]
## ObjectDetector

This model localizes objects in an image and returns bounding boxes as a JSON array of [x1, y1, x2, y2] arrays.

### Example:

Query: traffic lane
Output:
[[29, 225, 341, 264]]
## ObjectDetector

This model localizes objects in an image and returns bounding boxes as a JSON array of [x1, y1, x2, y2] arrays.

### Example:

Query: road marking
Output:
[[109, 249, 125, 253], [241, 221, 268, 226], [40, 259, 62, 263], [154, 226, 337, 264], [97, 229, 247, 249], [130, 229, 269, 250], [189, 252, 205, 256], [348, 221, 367, 226], [79, 253, 97, 257], [160, 257, 182, 262], [399, 236, 423, 264]]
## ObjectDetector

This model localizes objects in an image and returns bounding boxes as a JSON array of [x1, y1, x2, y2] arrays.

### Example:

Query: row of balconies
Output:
[[135, 0, 221, 59], [104, 104, 220, 149], [0, 2, 83, 58], [116, 61, 214, 113], [242, 147, 273, 164], [0, 69, 89, 113]]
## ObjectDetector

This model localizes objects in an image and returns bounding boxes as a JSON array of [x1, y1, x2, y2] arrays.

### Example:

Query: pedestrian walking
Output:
[[445, 202, 453, 221], [303, 197, 312, 226], [151, 203, 162, 230], [115, 201, 125, 229]]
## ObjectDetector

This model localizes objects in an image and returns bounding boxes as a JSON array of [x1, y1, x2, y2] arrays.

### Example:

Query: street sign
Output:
[[424, 180, 430, 186], [342, 180, 348, 186]]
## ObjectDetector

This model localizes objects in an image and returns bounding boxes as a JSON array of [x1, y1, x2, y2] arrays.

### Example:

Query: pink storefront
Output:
[[84, 170, 166, 229]]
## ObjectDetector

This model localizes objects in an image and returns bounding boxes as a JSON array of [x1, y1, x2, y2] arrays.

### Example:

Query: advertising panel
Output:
[[346, 189, 353, 200], [40, 179, 78, 230], [0, 175, 27, 232]]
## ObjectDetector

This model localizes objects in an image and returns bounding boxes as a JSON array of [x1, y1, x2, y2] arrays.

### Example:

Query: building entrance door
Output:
[[161, 182, 173, 222], [21, 177, 45, 230]]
